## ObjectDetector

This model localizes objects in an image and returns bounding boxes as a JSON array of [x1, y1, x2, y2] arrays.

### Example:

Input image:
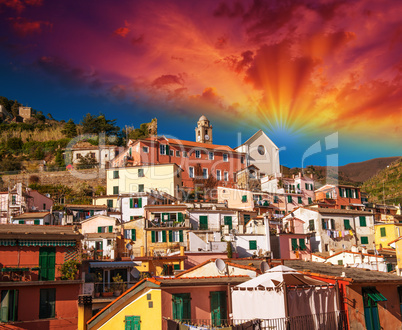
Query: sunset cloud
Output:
[[8, 17, 51, 36]]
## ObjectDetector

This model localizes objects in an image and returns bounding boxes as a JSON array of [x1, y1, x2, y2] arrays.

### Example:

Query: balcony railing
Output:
[[171, 310, 347, 330]]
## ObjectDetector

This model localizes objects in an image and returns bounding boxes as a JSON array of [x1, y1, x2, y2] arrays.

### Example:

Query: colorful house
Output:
[[11, 211, 52, 225], [314, 184, 364, 210], [0, 224, 83, 329], [375, 223, 402, 250]]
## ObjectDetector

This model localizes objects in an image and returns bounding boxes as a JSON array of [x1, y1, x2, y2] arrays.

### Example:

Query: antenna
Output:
[[260, 261, 269, 273], [215, 258, 226, 273], [126, 243, 132, 251]]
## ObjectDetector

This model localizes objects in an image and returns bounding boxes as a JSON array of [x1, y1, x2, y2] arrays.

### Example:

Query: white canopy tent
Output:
[[232, 265, 339, 327]]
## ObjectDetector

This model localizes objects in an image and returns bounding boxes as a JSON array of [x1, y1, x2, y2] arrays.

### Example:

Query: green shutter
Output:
[[107, 199, 113, 208], [299, 239, 307, 250], [172, 293, 191, 321], [242, 195, 247, 203], [361, 236, 369, 244], [39, 247, 55, 281], [162, 213, 170, 222], [331, 219, 335, 230], [308, 197, 312, 204], [19, 220, 24, 224], [291, 238, 298, 251], [97, 227, 102, 233], [179, 230, 183, 242], [224, 216, 232, 230], [199, 216, 208, 230], [151, 231, 156, 243], [380, 227, 386, 237], [132, 229, 136, 241], [1, 290, 10, 322], [162, 231, 167, 242], [166, 145, 170, 155], [178, 212, 183, 222], [344, 219, 351, 230], [138, 198, 142, 208], [322, 219, 326, 229], [210, 291, 227, 327], [309, 220, 315, 231], [125, 316, 140, 330], [108, 226, 113, 233], [287, 195, 292, 203], [34, 219, 40, 225], [169, 230, 173, 242], [113, 186, 118, 195], [360, 216, 367, 227], [274, 196, 279, 203], [130, 198, 134, 208], [39, 288, 55, 319], [249, 240, 257, 250], [298, 197, 302, 204]]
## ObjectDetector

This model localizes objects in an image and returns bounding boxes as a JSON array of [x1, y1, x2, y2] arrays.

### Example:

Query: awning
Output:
[[351, 203, 365, 207], [365, 288, 387, 302], [19, 240, 76, 247], [89, 261, 137, 269]]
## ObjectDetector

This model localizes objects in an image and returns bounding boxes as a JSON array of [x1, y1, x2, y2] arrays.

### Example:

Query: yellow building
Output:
[[389, 237, 402, 275], [106, 163, 183, 199], [374, 223, 402, 250]]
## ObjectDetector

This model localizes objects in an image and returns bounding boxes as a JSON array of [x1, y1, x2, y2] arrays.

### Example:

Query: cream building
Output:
[[235, 129, 280, 177], [106, 163, 183, 199]]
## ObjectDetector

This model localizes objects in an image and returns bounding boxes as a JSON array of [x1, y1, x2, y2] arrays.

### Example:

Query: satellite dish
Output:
[[126, 243, 132, 251], [130, 255, 135, 260], [260, 261, 269, 273], [215, 258, 226, 272]]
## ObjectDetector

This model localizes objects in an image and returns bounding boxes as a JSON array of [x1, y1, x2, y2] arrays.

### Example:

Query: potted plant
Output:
[[101, 287, 114, 297], [59, 260, 80, 280], [112, 273, 125, 297]]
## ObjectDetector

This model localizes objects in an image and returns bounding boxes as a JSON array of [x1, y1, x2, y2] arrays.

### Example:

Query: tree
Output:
[[47, 113, 54, 120], [62, 119, 77, 138], [81, 113, 120, 136], [127, 123, 149, 140], [0, 96, 12, 112], [11, 101, 21, 117], [55, 149, 64, 167], [6, 137, 23, 151], [76, 154, 98, 169], [34, 111, 46, 121]]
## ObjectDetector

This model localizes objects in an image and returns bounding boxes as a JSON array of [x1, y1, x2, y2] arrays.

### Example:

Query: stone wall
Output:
[[2, 169, 106, 190]]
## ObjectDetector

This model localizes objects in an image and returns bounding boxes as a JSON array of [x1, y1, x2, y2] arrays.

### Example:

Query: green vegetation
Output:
[[361, 157, 402, 205], [59, 260, 80, 280]]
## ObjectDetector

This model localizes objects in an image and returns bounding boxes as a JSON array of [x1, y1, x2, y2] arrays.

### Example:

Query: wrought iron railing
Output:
[[170, 310, 348, 330]]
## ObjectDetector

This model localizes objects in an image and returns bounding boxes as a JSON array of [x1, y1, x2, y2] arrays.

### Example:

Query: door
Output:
[[125, 315, 140, 330], [224, 216, 232, 230], [172, 293, 191, 322], [210, 291, 226, 326], [39, 247, 56, 281]]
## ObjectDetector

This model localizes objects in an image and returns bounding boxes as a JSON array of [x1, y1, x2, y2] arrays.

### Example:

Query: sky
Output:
[[0, 0, 401, 168]]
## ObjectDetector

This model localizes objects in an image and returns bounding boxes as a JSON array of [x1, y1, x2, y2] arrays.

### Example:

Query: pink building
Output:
[[27, 189, 54, 211]]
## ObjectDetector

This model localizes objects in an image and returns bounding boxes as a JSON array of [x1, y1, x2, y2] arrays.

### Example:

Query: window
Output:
[[309, 220, 315, 231], [151, 231, 166, 243], [361, 236, 369, 245], [124, 229, 136, 241], [362, 287, 386, 330], [338, 260, 343, 266], [169, 230, 183, 242], [223, 154, 228, 162], [291, 238, 298, 251], [244, 214, 251, 225], [195, 150, 201, 158], [189, 167, 194, 178], [298, 196, 302, 204], [160, 144, 165, 155], [209, 152, 214, 160], [216, 170, 221, 181], [176, 150, 180, 157], [172, 293, 191, 321], [97, 226, 113, 233], [224, 216, 232, 230], [203, 168, 208, 179], [274, 196, 279, 203], [242, 195, 247, 203], [125, 316, 141, 330], [143, 146, 149, 153], [11, 195, 16, 205], [287, 195, 292, 203], [183, 151, 188, 157], [344, 219, 351, 230], [380, 227, 386, 237], [241, 156, 245, 164], [257, 145, 265, 155], [359, 216, 367, 227], [308, 197, 312, 204], [299, 238, 307, 250], [138, 184, 144, 193], [39, 288, 55, 319], [169, 150, 174, 156], [113, 170, 119, 179], [34, 219, 40, 225], [76, 153, 82, 159], [107, 199, 113, 208], [0, 290, 18, 322], [138, 169, 144, 177], [130, 198, 142, 208], [39, 247, 55, 281], [113, 186, 119, 195], [224, 172, 228, 181], [199, 216, 208, 230]]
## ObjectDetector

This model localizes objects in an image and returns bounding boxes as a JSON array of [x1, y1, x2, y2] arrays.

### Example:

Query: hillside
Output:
[[361, 157, 402, 205]]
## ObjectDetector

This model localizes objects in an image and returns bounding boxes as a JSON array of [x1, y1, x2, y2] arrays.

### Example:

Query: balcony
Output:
[[0, 266, 40, 282]]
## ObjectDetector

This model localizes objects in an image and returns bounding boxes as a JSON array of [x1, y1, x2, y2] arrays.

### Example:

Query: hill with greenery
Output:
[[361, 157, 402, 205]]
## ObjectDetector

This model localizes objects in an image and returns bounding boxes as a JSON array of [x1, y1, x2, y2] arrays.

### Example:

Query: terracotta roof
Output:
[[305, 207, 372, 216], [12, 212, 50, 219], [65, 204, 107, 210], [0, 224, 82, 240]]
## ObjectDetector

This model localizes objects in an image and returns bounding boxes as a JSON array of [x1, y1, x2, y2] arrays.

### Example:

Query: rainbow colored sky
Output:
[[0, 0, 401, 167]]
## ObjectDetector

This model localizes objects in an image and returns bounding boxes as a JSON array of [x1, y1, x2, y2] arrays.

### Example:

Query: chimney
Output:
[[77, 295, 92, 330]]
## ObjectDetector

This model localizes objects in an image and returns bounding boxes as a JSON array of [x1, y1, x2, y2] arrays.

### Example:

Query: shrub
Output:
[[59, 259, 80, 280]]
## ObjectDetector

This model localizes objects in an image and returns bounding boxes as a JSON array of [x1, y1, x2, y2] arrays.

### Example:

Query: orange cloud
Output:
[[114, 27, 130, 38], [0, 0, 42, 12]]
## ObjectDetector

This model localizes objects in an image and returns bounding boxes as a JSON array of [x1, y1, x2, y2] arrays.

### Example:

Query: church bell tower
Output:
[[195, 115, 213, 144]]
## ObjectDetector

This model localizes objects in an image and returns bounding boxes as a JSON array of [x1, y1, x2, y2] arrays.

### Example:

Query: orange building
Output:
[[314, 184, 364, 210], [0, 225, 83, 329]]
